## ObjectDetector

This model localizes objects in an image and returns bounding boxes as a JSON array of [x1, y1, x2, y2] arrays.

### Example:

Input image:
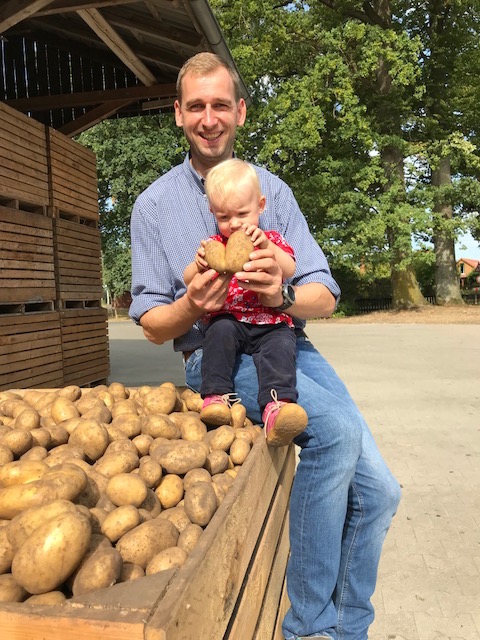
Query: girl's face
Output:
[[209, 186, 266, 238]]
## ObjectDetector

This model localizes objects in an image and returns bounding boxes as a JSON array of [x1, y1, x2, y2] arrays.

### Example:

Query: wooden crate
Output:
[[60, 305, 109, 386], [54, 217, 103, 302], [48, 128, 99, 221], [0, 103, 49, 208], [0, 437, 294, 640], [0, 311, 63, 390], [0, 205, 56, 304]]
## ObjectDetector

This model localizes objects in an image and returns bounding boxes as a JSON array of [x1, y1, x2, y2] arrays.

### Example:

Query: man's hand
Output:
[[234, 247, 283, 308], [186, 269, 231, 312]]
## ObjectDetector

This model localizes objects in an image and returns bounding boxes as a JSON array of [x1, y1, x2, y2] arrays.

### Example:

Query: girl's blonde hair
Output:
[[204, 159, 261, 205]]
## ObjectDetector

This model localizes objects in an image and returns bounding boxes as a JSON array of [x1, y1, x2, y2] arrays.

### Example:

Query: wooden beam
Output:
[[5, 82, 177, 111], [0, 0, 57, 34], [77, 8, 156, 86], [35, 1, 138, 17], [58, 99, 132, 136]]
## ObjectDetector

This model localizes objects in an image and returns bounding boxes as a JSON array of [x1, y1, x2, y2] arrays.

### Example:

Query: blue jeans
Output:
[[185, 335, 401, 640]]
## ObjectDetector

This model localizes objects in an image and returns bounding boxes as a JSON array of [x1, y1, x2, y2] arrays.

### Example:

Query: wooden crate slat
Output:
[[1, 336, 62, 357], [0, 102, 47, 141], [225, 451, 294, 639], [0, 329, 61, 348], [1, 239, 54, 256], [0, 230, 53, 247], [252, 513, 291, 640], [0, 205, 53, 233], [0, 182, 49, 207], [0, 260, 55, 272], [49, 165, 99, 201], [57, 290, 104, 301], [58, 260, 103, 274], [0, 312, 59, 330], [0, 361, 65, 388], [0, 370, 64, 391], [1, 267, 55, 280], [0, 351, 63, 376], [55, 233, 101, 251], [62, 349, 109, 371], [0, 221, 53, 240], [49, 151, 98, 184], [273, 578, 291, 640], [64, 365, 110, 386], [48, 127, 97, 165], [55, 218, 100, 238], [0, 140, 49, 175], [0, 278, 56, 289], [50, 178, 99, 210], [0, 602, 146, 640], [0, 288, 57, 303], [61, 321, 108, 334]]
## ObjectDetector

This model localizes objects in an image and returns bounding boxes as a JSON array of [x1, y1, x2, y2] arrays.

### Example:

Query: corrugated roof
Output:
[[0, 0, 249, 136]]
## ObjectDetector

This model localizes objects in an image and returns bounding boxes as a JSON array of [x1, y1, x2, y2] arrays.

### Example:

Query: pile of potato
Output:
[[0, 382, 261, 604]]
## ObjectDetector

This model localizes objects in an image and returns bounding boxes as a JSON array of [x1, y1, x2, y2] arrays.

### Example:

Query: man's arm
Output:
[[140, 269, 231, 345]]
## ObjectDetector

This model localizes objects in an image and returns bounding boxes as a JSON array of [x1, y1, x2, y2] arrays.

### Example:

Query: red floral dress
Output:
[[204, 231, 295, 328]]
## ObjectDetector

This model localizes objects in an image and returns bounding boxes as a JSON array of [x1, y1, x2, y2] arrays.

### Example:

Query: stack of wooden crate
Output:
[[0, 102, 109, 390]]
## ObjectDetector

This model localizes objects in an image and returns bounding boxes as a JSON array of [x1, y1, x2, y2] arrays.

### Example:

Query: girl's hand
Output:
[[243, 224, 269, 250], [195, 240, 209, 272]]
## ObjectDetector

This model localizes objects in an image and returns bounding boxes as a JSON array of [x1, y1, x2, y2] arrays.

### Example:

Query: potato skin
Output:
[[0, 460, 49, 487], [155, 474, 184, 509], [184, 481, 218, 527], [116, 518, 179, 569], [177, 523, 203, 555], [0, 574, 28, 602], [106, 473, 148, 508], [0, 526, 15, 574], [0, 465, 87, 519], [11, 511, 92, 594], [101, 505, 141, 542], [71, 546, 123, 597], [145, 547, 188, 575], [156, 441, 207, 475]]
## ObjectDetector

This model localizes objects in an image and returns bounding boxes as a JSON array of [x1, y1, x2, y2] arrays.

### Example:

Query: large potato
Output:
[[71, 546, 123, 597], [145, 547, 187, 575], [0, 460, 49, 487], [111, 414, 142, 438], [69, 419, 110, 462], [7, 499, 78, 551], [105, 473, 148, 508], [50, 396, 80, 425], [205, 230, 254, 274], [14, 407, 40, 430], [204, 450, 230, 475], [184, 481, 218, 527], [156, 441, 207, 475], [25, 591, 67, 605], [141, 414, 180, 439], [155, 474, 184, 509], [0, 574, 28, 602], [101, 505, 141, 542], [177, 523, 203, 555], [94, 450, 139, 477], [177, 414, 207, 442], [0, 429, 33, 458], [208, 425, 235, 452], [0, 526, 15, 574], [116, 518, 179, 569], [11, 510, 92, 594], [140, 387, 177, 416], [138, 457, 162, 488], [0, 464, 87, 519], [229, 438, 251, 465]]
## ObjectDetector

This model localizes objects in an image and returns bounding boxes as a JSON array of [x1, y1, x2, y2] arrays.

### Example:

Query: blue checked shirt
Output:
[[130, 154, 341, 353]]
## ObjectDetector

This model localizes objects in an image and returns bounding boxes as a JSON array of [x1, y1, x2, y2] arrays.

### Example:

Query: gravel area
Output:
[[325, 303, 480, 324]]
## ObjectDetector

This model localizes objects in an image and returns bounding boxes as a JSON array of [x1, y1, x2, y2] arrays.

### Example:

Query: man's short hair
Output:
[[176, 52, 243, 103]]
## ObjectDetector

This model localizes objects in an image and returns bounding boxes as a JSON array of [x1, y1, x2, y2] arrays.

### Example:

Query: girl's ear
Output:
[[258, 195, 266, 214]]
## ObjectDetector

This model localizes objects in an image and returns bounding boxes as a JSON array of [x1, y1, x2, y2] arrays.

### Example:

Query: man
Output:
[[130, 52, 401, 640]]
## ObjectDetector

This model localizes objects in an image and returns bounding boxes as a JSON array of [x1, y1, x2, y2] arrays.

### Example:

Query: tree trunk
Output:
[[381, 146, 427, 310], [431, 156, 464, 305]]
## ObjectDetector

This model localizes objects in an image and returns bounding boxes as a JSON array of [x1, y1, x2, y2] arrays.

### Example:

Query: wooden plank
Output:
[[0, 603, 146, 640], [63, 349, 109, 370], [0, 102, 47, 141], [62, 321, 107, 334], [49, 152, 98, 184], [0, 259, 54, 272], [225, 449, 294, 640], [0, 370, 64, 392], [0, 138, 48, 174], [64, 365, 110, 385], [0, 288, 57, 303], [0, 329, 61, 346], [0, 362, 65, 387], [1, 240, 54, 256], [253, 513, 291, 640], [1, 336, 62, 356], [56, 217, 100, 236], [0, 311, 59, 327], [0, 0, 58, 34], [57, 259, 102, 273], [0, 205, 52, 229], [0, 183, 49, 207], [48, 127, 97, 165], [144, 441, 289, 640], [0, 351, 63, 376], [50, 173, 99, 206], [273, 577, 290, 640]]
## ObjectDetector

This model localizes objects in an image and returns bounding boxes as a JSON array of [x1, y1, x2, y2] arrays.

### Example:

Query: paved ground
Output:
[[108, 319, 480, 640]]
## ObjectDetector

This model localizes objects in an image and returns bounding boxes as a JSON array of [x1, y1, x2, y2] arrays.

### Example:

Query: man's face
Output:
[[174, 67, 246, 176]]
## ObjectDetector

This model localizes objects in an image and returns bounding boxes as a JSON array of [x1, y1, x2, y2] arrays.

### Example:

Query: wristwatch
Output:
[[274, 283, 296, 311]]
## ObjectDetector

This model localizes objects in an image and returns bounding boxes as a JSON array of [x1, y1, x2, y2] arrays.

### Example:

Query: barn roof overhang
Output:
[[0, 0, 249, 136]]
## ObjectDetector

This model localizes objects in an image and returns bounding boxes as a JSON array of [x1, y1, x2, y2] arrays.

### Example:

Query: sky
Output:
[[455, 231, 480, 261]]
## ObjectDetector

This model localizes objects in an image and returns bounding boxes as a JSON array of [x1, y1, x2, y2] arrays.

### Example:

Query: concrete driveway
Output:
[[108, 319, 480, 640]]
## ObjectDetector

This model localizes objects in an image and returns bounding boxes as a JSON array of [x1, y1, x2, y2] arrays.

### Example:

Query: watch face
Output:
[[285, 284, 295, 303]]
